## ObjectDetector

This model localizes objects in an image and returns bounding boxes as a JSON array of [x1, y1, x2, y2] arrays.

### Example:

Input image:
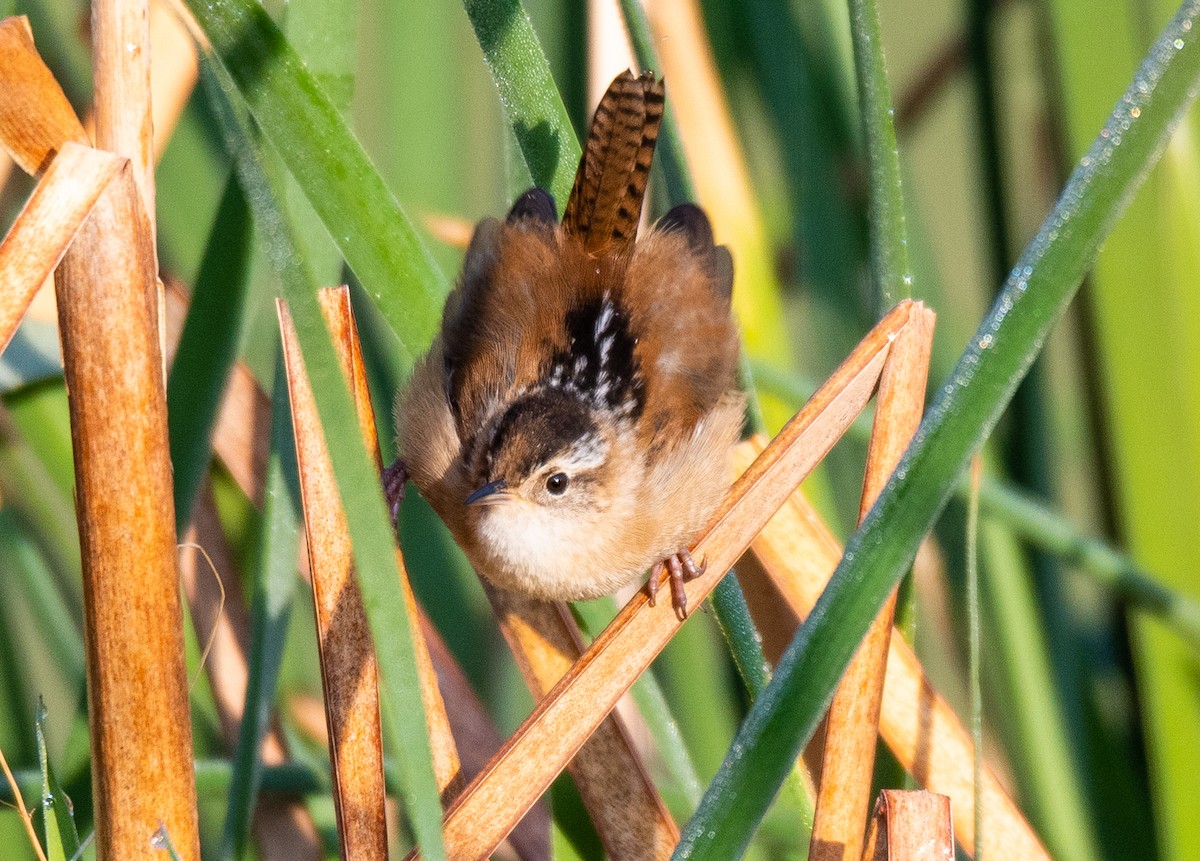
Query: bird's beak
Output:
[[465, 479, 510, 506]]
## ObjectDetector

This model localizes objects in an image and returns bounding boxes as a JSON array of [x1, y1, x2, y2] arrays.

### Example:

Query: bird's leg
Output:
[[381, 458, 409, 527], [645, 549, 707, 621]]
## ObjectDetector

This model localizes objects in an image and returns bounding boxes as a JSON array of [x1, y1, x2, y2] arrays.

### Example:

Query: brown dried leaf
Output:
[[0, 16, 87, 175], [0, 142, 121, 354]]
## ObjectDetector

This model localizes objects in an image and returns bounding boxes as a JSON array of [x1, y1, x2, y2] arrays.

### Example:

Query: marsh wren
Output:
[[390, 71, 744, 618]]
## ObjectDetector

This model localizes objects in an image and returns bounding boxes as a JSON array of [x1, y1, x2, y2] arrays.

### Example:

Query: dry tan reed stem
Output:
[[732, 440, 1050, 860], [92, 0, 155, 236], [0, 17, 88, 173], [407, 300, 917, 861], [483, 585, 678, 859], [0, 30, 199, 855], [811, 307, 936, 859], [861, 791, 953, 861], [312, 285, 464, 799], [644, 0, 777, 351], [57, 161, 199, 859], [0, 143, 121, 352], [279, 299, 388, 861]]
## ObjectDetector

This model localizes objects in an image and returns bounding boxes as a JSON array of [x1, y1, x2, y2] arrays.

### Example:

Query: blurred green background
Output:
[[1, 0, 1199, 858]]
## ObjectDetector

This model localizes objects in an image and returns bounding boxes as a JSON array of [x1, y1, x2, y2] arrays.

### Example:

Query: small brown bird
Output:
[[390, 70, 744, 618]]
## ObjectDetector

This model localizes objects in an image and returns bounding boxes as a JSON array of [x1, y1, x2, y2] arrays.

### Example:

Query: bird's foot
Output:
[[646, 549, 707, 621], [381, 459, 409, 528]]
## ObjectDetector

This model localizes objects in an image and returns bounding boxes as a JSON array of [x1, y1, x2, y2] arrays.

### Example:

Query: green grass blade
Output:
[[36, 699, 79, 861], [461, 0, 579, 208], [182, 0, 447, 364], [167, 174, 254, 532], [848, 0, 911, 310], [674, 3, 1200, 855], [218, 357, 302, 861], [196, 56, 446, 860]]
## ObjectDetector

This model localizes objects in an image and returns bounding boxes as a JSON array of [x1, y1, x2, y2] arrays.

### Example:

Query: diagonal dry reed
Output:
[[811, 306, 936, 859], [408, 299, 918, 860], [0, 17, 88, 173], [732, 437, 1050, 859], [860, 790, 953, 860], [483, 584, 678, 859], [0, 142, 122, 352]]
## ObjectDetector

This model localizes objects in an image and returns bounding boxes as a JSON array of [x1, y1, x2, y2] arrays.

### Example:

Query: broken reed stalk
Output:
[[731, 438, 1049, 859], [280, 287, 467, 856], [483, 584, 678, 859], [860, 791, 953, 861], [0, 15, 201, 858], [0, 142, 121, 352], [811, 307, 935, 859], [278, 299, 390, 861], [408, 300, 918, 861], [313, 286, 463, 799]]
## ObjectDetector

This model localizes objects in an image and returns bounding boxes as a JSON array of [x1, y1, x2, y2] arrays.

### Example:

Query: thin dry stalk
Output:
[[0, 17, 88, 173], [861, 791, 954, 861], [408, 300, 918, 861], [278, 300, 388, 861], [811, 307, 936, 859], [92, 0, 155, 235], [732, 439, 1049, 859], [484, 585, 678, 859], [56, 159, 200, 859], [0, 743, 49, 861], [17, 1, 200, 330], [0, 142, 121, 352], [314, 285, 463, 799]]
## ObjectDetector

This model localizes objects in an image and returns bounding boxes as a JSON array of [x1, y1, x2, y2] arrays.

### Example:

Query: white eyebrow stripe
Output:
[[556, 432, 608, 472]]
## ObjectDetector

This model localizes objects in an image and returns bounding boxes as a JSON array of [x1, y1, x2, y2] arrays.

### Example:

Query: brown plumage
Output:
[[393, 71, 743, 617]]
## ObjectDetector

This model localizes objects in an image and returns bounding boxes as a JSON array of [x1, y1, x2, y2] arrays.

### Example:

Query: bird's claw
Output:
[[381, 459, 409, 528], [645, 549, 707, 621]]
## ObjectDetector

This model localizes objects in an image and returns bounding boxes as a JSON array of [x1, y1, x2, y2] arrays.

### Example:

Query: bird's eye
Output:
[[545, 472, 570, 495]]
